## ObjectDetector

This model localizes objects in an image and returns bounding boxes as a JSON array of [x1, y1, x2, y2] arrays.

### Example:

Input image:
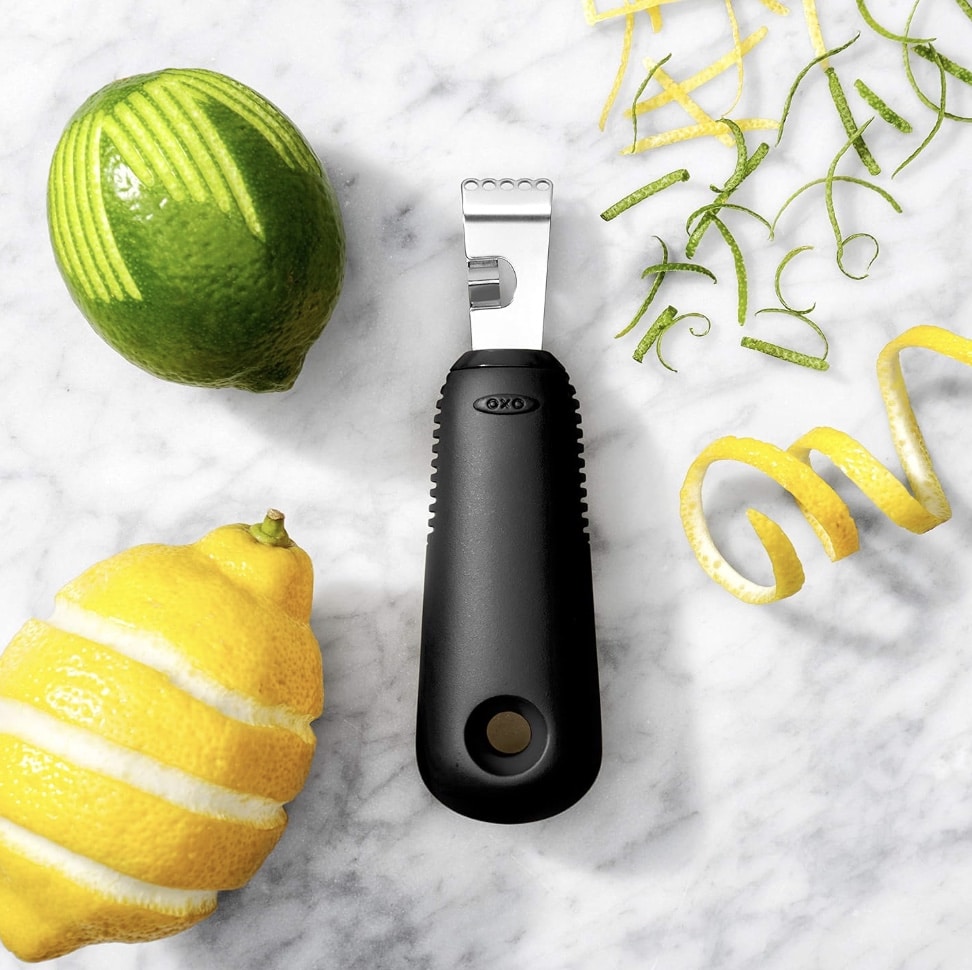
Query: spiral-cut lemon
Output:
[[0, 511, 323, 962], [680, 325, 970, 602]]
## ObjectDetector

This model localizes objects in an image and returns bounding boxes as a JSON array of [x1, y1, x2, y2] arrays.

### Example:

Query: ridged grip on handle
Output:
[[417, 349, 601, 823]]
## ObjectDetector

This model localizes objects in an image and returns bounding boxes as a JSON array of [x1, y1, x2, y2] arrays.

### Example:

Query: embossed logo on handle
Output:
[[473, 394, 539, 415]]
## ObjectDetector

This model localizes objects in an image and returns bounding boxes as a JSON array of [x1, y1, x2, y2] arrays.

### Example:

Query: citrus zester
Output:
[[47, 68, 345, 391]]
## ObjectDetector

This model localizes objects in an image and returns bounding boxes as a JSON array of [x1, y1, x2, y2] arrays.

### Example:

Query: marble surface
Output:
[[5, 1, 972, 967]]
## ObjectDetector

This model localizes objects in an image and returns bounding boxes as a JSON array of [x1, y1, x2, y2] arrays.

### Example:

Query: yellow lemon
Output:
[[0, 510, 323, 962]]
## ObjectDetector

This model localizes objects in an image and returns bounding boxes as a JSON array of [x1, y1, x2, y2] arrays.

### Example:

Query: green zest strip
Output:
[[895, 45, 947, 176], [777, 34, 860, 143], [615, 237, 716, 338], [903, 0, 972, 122], [600, 168, 690, 221], [913, 44, 972, 85], [633, 305, 712, 371], [826, 66, 881, 175], [772, 119, 902, 280], [774, 246, 816, 315], [630, 53, 673, 151], [855, 0, 934, 43], [854, 79, 913, 132], [741, 308, 830, 371], [740, 335, 829, 370]]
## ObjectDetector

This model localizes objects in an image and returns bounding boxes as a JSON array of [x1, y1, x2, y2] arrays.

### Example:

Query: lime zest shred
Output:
[[855, 0, 933, 43], [774, 246, 816, 314], [902, 0, 972, 122], [772, 121, 903, 280], [740, 335, 829, 370], [600, 167, 689, 221], [776, 35, 861, 145], [854, 79, 913, 132], [894, 46, 947, 175], [633, 305, 712, 370], [615, 236, 717, 338], [628, 54, 673, 149], [741, 308, 830, 370], [826, 66, 881, 175], [913, 43, 972, 85], [685, 119, 769, 257]]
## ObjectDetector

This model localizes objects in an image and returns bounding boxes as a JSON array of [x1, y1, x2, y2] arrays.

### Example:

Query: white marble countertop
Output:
[[5, 2, 972, 968]]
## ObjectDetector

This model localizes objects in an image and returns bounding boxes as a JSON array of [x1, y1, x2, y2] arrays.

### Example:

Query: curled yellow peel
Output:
[[680, 326, 970, 603]]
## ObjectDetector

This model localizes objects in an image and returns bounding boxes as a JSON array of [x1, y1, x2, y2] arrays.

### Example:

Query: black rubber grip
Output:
[[417, 348, 601, 823]]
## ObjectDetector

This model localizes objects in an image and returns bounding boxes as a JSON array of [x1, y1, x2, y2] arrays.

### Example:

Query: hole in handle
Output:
[[466, 696, 547, 776]]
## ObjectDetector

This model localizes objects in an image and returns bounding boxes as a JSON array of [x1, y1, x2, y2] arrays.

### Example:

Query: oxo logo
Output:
[[472, 394, 540, 415]]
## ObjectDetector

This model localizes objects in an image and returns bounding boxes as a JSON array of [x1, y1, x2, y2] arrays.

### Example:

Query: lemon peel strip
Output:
[[0, 697, 285, 826], [681, 325, 969, 602], [47, 602, 315, 743], [0, 816, 217, 914], [623, 118, 779, 154], [599, 12, 636, 130], [679, 436, 857, 604]]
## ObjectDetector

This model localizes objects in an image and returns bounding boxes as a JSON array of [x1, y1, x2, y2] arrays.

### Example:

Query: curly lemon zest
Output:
[[680, 326, 968, 603]]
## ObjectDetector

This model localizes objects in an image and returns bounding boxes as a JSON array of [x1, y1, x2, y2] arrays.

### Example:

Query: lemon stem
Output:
[[249, 509, 294, 547]]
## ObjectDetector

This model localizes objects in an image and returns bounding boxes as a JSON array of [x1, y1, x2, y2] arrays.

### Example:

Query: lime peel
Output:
[[680, 326, 969, 603]]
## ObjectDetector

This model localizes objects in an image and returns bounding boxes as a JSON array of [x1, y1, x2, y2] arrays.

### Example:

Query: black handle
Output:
[[417, 348, 601, 823]]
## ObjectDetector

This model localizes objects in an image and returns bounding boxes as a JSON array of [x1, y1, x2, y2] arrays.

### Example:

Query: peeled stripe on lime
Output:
[[47, 68, 345, 392]]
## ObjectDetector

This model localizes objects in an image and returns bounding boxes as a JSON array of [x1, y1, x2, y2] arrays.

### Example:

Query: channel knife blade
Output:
[[416, 177, 601, 824]]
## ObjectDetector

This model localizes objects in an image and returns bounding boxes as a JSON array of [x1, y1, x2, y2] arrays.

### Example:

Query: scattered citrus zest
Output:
[[600, 168, 689, 221], [894, 45, 947, 175], [616, 236, 717, 339], [633, 306, 711, 369], [680, 325, 969, 603], [628, 28, 769, 119], [772, 120, 903, 279]]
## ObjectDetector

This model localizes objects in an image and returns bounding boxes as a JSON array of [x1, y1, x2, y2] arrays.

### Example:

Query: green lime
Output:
[[47, 68, 345, 392]]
